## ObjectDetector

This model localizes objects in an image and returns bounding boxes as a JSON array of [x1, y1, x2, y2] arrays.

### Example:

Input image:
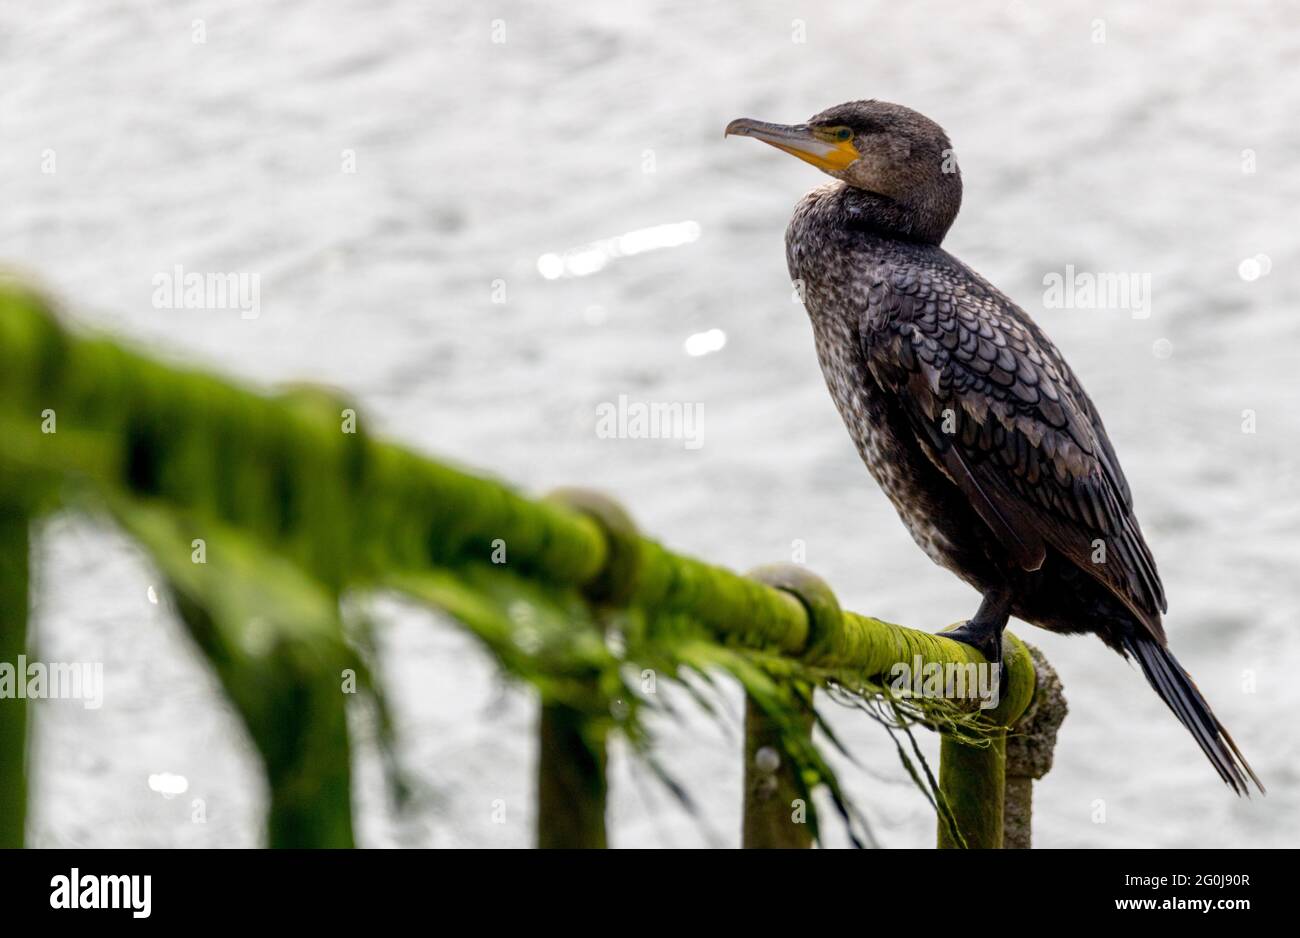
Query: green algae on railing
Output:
[[0, 499, 31, 848], [0, 279, 1065, 849]]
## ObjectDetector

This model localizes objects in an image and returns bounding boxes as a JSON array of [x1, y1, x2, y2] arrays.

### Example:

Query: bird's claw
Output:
[[942, 621, 1001, 664], [943, 620, 1008, 699]]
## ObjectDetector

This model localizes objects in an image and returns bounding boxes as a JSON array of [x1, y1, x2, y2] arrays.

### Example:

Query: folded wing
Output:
[[861, 262, 1167, 642]]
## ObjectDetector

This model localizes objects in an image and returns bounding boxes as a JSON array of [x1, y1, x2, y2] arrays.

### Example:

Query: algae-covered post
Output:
[[0, 503, 31, 848], [742, 696, 815, 848], [534, 490, 637, 849], [536, 703, 608, 848], [935, 634, 1036, 849]]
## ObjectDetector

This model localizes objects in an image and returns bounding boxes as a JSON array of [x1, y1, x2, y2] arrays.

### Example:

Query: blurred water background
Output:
[[2, 0, 1297, 847]]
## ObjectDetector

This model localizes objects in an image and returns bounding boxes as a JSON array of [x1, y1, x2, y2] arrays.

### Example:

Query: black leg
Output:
[[943, 588, 1013, 670]]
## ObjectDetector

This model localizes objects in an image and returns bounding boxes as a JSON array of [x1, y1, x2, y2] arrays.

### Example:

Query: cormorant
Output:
[[726, 100, 1262, 794]]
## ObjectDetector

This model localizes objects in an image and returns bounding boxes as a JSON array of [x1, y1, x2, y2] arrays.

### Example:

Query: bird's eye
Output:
[[835, 128, 852, 141]]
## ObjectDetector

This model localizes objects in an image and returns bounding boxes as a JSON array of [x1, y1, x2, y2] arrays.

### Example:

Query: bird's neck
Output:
[[830, 182, 958, 246]]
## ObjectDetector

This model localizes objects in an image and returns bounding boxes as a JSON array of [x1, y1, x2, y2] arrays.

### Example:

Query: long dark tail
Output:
[[1121, 633, 1264, 795]]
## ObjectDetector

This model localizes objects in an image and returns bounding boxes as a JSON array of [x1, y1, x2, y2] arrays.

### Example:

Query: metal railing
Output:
[[0, 280, 1066, 848]]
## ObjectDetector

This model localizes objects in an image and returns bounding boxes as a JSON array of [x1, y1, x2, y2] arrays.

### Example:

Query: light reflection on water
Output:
[[537, 220, 702, 279]]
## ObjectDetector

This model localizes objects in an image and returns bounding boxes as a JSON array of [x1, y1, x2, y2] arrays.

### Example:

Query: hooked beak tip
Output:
[[724, 118, 755, 139]]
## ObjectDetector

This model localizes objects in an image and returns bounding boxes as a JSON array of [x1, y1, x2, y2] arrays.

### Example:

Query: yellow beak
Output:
[[724, 118, 859, 173]]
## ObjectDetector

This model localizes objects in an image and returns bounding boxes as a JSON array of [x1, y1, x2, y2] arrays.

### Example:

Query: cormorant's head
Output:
[[725, 100, 962, 243]]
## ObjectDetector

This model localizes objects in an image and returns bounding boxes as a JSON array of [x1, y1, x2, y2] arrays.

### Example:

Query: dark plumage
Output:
[[726, 100, 1261, 794]]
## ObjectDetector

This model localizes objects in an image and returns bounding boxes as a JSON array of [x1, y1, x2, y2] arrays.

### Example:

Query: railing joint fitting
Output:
[[544, 488, 641, 606], [746, 563, 842, 657]]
